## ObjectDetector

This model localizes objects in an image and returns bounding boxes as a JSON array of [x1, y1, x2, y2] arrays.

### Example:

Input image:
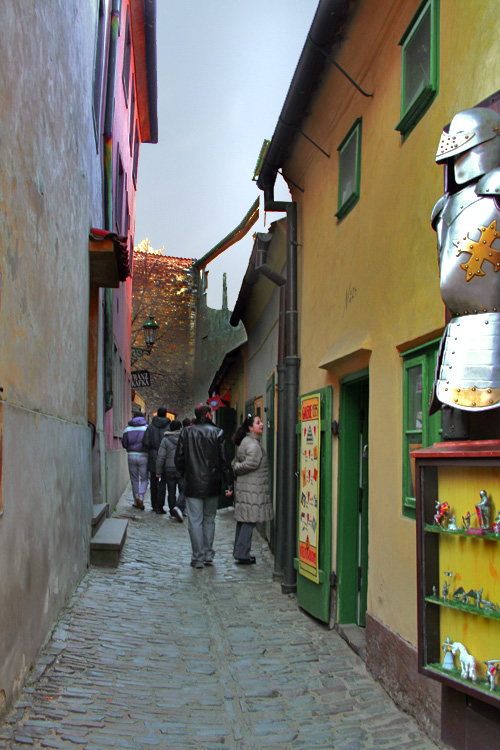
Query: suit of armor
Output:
[[431, 108, 500, 412]]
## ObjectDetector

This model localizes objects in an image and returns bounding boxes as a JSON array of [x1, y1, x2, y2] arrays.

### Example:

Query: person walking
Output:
[[122, 410, 149, 510], [231, 415, 273, 564], [142, 407, 170, 513], [175, 403, 233, 568], [156, 419, 185, 522]]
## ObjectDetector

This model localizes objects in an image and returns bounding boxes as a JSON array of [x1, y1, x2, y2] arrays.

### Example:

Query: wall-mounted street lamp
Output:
[[131, 314, 159, 364]]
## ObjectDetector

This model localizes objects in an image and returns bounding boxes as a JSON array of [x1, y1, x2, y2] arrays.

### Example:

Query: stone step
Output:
[[91, 503, 109, 537], [90, 518, 128, 567]]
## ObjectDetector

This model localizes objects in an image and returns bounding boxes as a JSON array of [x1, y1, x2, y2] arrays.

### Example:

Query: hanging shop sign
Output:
[[131, 370, 151, 388], [298, 393, 321, 583]]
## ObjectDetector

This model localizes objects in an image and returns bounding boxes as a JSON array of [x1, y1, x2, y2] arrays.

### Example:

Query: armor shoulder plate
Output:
[[431, 194, 448, 229], [476, 168, 500, 197]]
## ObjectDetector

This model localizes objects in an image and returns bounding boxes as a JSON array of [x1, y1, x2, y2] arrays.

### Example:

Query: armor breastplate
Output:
[[436, 314, 500, 410], [433, 172, 500, 411], [435, 186, 500, 316]]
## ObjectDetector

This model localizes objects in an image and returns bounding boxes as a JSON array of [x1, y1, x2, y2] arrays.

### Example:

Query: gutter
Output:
[[143, 0, 158, 143]]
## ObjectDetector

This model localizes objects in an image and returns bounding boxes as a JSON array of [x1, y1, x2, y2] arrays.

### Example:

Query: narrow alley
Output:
[[1, 489, 439, 750]]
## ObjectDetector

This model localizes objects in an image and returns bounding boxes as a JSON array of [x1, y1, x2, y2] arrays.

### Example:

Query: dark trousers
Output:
[[233, 521, 256, 560], [150, 471, 167, 511], [165, 471, 186, 513]]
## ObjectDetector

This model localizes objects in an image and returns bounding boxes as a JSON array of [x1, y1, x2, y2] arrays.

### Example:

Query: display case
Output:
[[413, 440, 500, 709]]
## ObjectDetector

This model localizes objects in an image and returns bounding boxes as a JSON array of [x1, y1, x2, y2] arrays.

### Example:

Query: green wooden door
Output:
[[337, 374, 369, 626], [295, 386, 333, 623], [215, 406, 237, 509]]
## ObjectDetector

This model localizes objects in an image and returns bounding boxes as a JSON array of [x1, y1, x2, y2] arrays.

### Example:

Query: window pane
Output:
[[408, 364, 423, 430], [339, 132, 357, 206], [404, 9, 430, 110]]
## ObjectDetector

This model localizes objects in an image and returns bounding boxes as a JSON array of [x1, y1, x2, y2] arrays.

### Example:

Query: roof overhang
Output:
[[193, 198, 259, 271], [209, 345, 244, 396], [89, 228, 130, 287], [256, 0, 353, 202], [130, 0, 158, 143]]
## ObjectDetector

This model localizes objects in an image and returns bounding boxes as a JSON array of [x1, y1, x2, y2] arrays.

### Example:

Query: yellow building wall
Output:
[[286, 0, 500, 645]]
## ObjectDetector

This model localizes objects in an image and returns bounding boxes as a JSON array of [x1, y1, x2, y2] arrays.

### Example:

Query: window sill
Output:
[[335, 193, 359, 222], [395, 84, 436, 136]]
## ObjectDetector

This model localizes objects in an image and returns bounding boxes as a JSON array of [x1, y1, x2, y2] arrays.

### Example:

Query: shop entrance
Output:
[[337, 372, 369, 627], [215, 405, 237, 509]]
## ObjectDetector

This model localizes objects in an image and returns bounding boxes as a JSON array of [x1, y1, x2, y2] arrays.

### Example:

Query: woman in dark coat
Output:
[[232, 415, 273, 565]]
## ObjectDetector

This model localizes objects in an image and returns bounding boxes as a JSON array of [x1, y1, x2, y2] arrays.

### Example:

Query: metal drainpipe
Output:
[[254, 236, 287, 582], [103, 0, 121, 231], [282, 201, 299, 594], [273, 285, 286, 581]]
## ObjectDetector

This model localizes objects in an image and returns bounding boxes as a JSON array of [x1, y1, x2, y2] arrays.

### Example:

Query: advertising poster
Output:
[[298, 394, 320, 583]]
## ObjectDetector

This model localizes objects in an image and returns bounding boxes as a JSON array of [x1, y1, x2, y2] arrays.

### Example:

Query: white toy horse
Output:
[[451, 642, 477, 681]]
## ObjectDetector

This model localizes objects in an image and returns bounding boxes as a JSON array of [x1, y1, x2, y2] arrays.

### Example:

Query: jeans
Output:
[[128, 454, 149, 500], [185, 495, 218, 564], [233, 521, 256, 560]]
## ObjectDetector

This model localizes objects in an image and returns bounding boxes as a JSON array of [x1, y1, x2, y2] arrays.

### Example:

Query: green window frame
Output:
[[395, 0, 439, 137], [402, 340, 441, 519], [335, 118, 362, 222]]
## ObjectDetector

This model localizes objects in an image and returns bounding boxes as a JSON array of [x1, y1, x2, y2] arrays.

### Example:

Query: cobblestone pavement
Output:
[[1, 487, 440, 750]]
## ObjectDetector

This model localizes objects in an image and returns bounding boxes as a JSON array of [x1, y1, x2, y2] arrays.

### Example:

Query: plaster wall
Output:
[[285, 0, 500, 646], [246, 291, 280, 405], [0, 0, 104, 711], [0, 404, 92, 714]]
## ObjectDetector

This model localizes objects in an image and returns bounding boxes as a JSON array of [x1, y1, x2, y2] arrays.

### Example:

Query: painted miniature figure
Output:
[[451, 642, 477, 681], [484, 660, 500, 691], [442, 571, 453, 599], [475, 489, 491, 529], [462, 511, 471, 531], [434, 500, 450, 527], [442, 637, 455, 671], [493, 511, 500, 535], [430, 107, 500, 414]]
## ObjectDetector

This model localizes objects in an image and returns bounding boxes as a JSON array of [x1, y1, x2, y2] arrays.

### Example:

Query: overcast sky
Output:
[[134, 1, 319, 309]]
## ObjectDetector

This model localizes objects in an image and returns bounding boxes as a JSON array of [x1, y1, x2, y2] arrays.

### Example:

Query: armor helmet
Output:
[[436, 108, 500, 185]]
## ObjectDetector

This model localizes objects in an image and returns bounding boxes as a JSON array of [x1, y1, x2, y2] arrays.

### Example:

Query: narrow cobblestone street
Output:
[[1, 488, 439, 750]]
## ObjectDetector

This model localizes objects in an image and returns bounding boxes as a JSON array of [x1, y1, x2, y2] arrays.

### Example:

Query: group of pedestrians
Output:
[[122, 407, 184, 520], [122, 401, 273, 569]]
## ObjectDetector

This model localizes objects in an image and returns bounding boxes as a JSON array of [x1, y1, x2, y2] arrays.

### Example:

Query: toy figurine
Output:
[[442, 571, 453, 599], [451, 642, 477, 681], [462, 511, 471, 531], [448, 515, 458, 530], [432, 585, 438, 598], [475, 489, 491, 529], [483, 661, 500, 691], [434, 501, 450, 527], [430, 107, 500, 415], [493, 511, 500, 535], [442, 637, 455, 671]]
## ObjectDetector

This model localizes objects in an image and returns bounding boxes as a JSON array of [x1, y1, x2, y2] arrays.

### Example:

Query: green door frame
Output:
[[337, 371, 369, 626], [295, 385, 333, 623]]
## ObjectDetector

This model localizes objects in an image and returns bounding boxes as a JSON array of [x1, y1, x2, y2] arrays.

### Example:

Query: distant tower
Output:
[[222, 272, 228, 311]]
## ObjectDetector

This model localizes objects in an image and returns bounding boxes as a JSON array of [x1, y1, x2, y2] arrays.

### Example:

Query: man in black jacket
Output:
[[143, 407, 170, 513], [175, 403, 233, 568]]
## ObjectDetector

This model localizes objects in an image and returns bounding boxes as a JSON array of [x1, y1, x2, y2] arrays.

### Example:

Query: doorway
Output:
[[337, 372, 369, 627]]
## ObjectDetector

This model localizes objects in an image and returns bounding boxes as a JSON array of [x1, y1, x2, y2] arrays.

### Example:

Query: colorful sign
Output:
[[298, 394, 321, 583]]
